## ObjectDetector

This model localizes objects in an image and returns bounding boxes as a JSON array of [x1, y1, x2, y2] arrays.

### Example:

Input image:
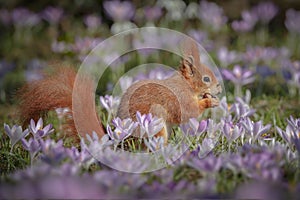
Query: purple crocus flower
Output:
[[276, 116, 300, 152], [71, 37, 102, 55], [99, 95, 120, 116], [287, 116, 300, 129], [84, 14, 101, 30], [41, 6, 64, 25], [11, 8, 41, 28], [103, 0, 135, 22], [217, 47, 240, 67], [243, 152, 282, 181], [195, 119, 221, 158], [67, 139, 94, 168], [285, 9, 300, 34], [231, 11, 258, 33], [235, 181, 288, 200], [198, 0, 227, 31], [29, 118, 54, 139], [241, 117, 272, 143], [222, 65, 255, 96], [243, 46, 279, 64], [187, 29, 215, 50], [180, 118, 207, 136], [118, 76, 134, 93], [40, 139, 66, 165], [136, 111, 164, 138], [230, 97, 256, 120], [157, 0, 186, 21], [251, 1, 278, 24], [227, 145, 284, 181], [4, 124, 29, 152], [21, 137, 40, 154], [21, 137, 40, 165], [185, 2, 198, 19], [187, 154, 222, 174], [222, 65, 255, 86], [143, 6, 163, 21], [221, 121, 243, 143], [107, 117, 138, 141], [144, 136, 165, 152]]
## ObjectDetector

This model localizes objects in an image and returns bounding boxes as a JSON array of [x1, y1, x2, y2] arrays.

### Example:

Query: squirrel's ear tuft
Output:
[[180, 38, 202, 78], [180, 55, 194, 77], [180, 38, 201, 67]]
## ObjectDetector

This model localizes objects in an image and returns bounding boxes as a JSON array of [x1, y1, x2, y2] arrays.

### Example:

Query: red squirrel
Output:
[[18, 39, 222, 142]]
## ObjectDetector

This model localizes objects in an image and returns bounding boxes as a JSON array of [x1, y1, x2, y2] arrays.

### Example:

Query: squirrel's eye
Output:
[[203, 76, 211, 83]]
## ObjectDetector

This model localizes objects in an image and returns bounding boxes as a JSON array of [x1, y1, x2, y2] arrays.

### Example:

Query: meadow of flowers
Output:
[[0, 0, 300, 199]]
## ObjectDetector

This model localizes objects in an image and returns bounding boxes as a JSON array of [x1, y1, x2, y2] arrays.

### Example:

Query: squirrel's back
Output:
[[117, 72, 200, 124]]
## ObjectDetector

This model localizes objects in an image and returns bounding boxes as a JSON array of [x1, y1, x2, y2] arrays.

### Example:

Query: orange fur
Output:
[[18, 66, 105, 139], [17, 39, 221, 143]]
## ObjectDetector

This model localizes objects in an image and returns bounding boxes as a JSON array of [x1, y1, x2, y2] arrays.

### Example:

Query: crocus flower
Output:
[[144, 136, 165, 152], [276, 116, 300, 152], [235, 181, 288, 200], [99, 95, 120, 116], [85, 131, 113, 149], [11, 8, 41, 28], [67, 140, 94, 168], [187, 30, 213, 50], [143, 6, 163, 22], [221, 121, 243, 144], [103, 0, 135, 22], [118, 76, 134, 93], [4, 124, 29, 152], [217, 47, 241, 67], [29, 118, 54, 139], [40, 139, 66, 165], [222, 65, 255, 96], [21, 137, 40, 165], [136, 111, 164, 138], [222, 65, 255, 86], [287, 116, 300, 130], [195, 119, 222, 158], [84, 14, 101, 30], [107, 117, 138, 141], [157, 0, 186, 21], [41, 6, 64, 25], [71, 37, 102, 55], [187, 154, 222, 174], [241, 118, 272, 144], [198, 0, 227, 31], [285, 9, 300, 34], [185, 2, 198, 19], [231, 11, 258, 33], [180, 118, 207, 136], [230, 97, 256, 120], [251, 1, 278, 24]]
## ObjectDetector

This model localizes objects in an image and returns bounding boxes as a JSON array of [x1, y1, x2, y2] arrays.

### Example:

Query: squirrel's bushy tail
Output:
[[18, 67, 105, 139]]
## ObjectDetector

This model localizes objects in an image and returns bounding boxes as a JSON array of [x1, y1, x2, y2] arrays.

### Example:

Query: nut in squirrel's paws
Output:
[[201, 93, 220, 107]]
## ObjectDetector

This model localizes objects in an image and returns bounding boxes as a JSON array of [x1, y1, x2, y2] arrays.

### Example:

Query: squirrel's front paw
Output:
[[198, 94, 220, 110]]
